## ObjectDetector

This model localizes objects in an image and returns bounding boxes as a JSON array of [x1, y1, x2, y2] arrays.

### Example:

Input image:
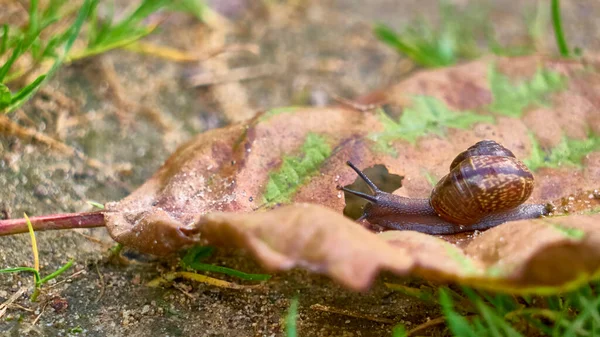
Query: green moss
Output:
[[445, 244, 478, 275], [524, 134, 600, 171], [369, 96, 494, 154], [489, 65, 567, 117], [259, 106, 302, 122], [263, 133, 331, 204], [549, 223, 585, 240], [421, 168, 439, 187], [484, 265, 508, 278]]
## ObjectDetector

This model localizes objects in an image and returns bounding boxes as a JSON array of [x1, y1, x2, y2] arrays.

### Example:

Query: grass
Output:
[[376, 0, 571, 67], [0, 214, 74, 302], [180, 246, 272, 281], [369, 97, 493, 153], [524, 134, 600, 171], [488, 65, 566, 117], [373, 2, 482, 67], [263, 133, 332, 205], [0, 0, 92, 114], [282, 281, 600, 336], [0, 0, 207, 114], [551, 0, 570, 57], [285, 297, 299, 337], [385, 282, 600, 336]]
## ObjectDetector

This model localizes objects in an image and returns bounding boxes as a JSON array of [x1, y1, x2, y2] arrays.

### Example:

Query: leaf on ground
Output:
[[102, 55, 600, 292]]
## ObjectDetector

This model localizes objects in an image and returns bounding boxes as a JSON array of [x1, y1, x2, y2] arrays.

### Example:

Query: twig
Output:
[[0, 114, 106, 170], [329, 92, 382, 112], [172, 283, 197, 300], [98, 58, 179, 134], [0, 287, 28, 319], [122, 42, 203, 62], [0, 115, 77, 156], [310, 303, 396, 324], [46, 269, 86, 289], [27, 303, 47, 333], [9, 303, 34, 313], [199, 12, 254, 122], [123, 41, 260, 63], [71, 230, 109, 246], [407, 316, 445, 335], [189, 64, 281, 87], [407, 314, 479, 336], [94, 264, 105, 303], [146, 272, 264, 290]]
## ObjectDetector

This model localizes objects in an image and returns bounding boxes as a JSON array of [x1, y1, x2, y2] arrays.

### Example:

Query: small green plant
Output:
[[180, 246, 271, 281], [524, 133, 600, 172], [263, 133, 332, 205], [388, 281, 600, 336], [0, 214, 74, 301], [285, 297, 299, 337], [373, 2, 481, 67], [0, 0, 93, 114], [70, 0, 170, 60], [0, 0, 207, 115], [375, 1, 566, 67], [488, 65, 566, 118], [551, 0, 571, 57], [369, 98, 493, 154]]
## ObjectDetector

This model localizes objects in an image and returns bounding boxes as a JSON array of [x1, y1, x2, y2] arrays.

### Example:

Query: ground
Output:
[[1, 0, 600, 336]]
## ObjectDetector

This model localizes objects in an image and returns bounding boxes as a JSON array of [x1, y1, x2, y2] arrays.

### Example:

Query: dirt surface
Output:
[[1, 1, 600, 336]]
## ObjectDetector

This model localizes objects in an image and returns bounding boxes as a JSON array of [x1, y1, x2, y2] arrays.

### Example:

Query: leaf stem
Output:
[[0, 212, 106, 236]]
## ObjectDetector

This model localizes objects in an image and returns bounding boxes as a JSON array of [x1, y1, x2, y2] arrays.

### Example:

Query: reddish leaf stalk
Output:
[[0, 212, 106, 236]]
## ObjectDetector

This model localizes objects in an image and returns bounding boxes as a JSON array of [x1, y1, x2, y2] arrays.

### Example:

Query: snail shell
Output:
[[429, 140, 534, 225]]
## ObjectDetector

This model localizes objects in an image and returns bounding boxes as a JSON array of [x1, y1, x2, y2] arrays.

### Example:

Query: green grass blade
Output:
[[181, 246, 215, 263], [4, 0, 95, 114], [374, 23, 419, 56], [87, 0, 100, 45], [0, 24, 8, 55], [439, 288, 479, 337], [0, 84, 11, 109], [285, 297, 299, 337], [0, 41, 23, 82], [86, 200, 105, 209], [181, 246, 271, 281], [551, 0, 570, 57], [475, 301, 504, 337], [94, 0, 167, 47], [9, 74, 46, 105], [391, 324, 407, 337], [41, 0, 68, 25], [26, 0, 40, 45], [182, 263, 271, 281], [0, 267, 41, 284], [39, 259, 74, 285], [167, 0, 208, 20]]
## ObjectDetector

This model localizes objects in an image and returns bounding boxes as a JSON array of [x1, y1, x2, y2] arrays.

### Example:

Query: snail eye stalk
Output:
[[337, 161, 381, 203]]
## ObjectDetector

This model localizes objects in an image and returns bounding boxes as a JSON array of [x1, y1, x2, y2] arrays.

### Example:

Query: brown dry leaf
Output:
[[103, 55, 600, 291]]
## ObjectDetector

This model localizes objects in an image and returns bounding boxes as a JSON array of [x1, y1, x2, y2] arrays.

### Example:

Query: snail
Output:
[[340, 140, 550, 234]]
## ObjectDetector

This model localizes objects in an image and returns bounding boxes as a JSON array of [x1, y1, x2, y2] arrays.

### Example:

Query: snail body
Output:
[[341, 140, 549, 234]]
